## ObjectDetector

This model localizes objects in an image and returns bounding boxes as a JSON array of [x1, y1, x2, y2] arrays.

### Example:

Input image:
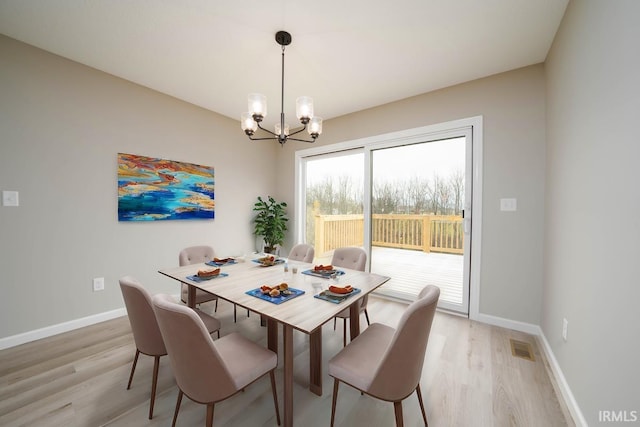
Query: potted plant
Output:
[[253, 196, 288, 254]]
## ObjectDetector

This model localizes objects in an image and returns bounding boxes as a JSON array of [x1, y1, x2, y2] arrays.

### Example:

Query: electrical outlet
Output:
[[562, 318, 568, 341], [93, 277, 105, 292]]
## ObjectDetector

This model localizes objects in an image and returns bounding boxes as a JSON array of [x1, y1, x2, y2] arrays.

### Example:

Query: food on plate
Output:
[[269, 288, 281, 297], [260, 255, 277, 265], [197, 268, 221, 278], [313, 264, 334, 271], [260, 285, 272, 294], [329, 285, 353, 294], [214, 257, 234, 263], [278, 283, 289, 291]]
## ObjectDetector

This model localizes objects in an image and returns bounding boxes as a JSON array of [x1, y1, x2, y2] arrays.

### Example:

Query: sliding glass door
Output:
[[296, 120, 479, 315]]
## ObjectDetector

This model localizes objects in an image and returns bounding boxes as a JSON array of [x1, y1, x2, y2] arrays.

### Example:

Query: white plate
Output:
[[325, 289, 354, 297]]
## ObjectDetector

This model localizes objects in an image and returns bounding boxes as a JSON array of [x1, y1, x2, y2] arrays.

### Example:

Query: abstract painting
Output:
[[118, 153, 215, 221]]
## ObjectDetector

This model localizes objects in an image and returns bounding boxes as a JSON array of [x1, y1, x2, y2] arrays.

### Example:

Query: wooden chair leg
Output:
[[206, 403, 214, 427], [393, 401, 404, 427], [126, 349, 140, 389], [172, 390, 183, 427], [364, 308, 370, 325], [330, 378, 340, 427], [149, 355, 161, 419], [234, 304, 237, 323], [214, 298, 218, 312], [416, 384, 428, 426], [333, 317, 337, 330], [343, 319, 347, 347], [270, 370, 281, 425]]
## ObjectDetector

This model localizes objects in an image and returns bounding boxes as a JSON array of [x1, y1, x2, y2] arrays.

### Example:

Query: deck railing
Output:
[[313, 214, 463, 256]]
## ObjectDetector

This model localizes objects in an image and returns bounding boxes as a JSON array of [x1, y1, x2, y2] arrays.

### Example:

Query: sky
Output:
[[306, 137, 466, 186]]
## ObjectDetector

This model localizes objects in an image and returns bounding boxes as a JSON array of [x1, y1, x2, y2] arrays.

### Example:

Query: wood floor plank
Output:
[[0, 297, 573, 427]]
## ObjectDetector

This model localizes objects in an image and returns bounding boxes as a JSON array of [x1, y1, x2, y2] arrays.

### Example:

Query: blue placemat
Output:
[[314, 288, 361, 304], [206, 259, 237, 267], [246, 287, 305, 304], [302, 269, 346, 279], [252, 258, 285, 267], [186, 272, 229, 282]]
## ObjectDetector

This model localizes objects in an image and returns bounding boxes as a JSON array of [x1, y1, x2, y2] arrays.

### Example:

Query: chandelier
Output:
[[241, 31, 322, 145]]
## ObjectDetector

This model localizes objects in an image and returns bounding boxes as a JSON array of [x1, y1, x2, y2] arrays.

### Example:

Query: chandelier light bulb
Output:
[[241, 112, 257, 134], [308, 117, 323, 137], [275, 122, 290, 136], [296, 96, 314, 122], [248, 93, 267, 120]]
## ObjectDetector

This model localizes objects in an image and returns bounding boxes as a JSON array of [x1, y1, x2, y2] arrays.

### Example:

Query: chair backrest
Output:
[[288, 243, 315, 263], [179, 245, 216, 266], [119, 276, 166, 356], [368, 285, 440, 401], [152, 294, 237, 403], [331, 247, 367, 271]]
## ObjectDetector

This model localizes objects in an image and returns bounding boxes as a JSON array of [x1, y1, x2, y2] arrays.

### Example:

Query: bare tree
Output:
[[449, 169, 465, 215]]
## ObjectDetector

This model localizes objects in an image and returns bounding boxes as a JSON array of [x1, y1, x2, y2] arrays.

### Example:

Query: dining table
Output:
[[158, 256, 390, 427]]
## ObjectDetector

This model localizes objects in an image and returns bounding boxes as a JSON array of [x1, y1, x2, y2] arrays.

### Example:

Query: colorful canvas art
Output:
[[118, 153, 215, 221]]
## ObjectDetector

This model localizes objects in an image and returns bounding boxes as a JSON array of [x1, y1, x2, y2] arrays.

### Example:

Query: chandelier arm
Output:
[[286, 136, 318, 143], [256, 121, 278, 137], [246, 135, 280, 141], [287, 124, 308, 137]]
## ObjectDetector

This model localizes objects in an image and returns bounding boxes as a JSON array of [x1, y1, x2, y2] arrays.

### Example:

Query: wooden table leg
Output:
[[309, 328, 322, 396], [283, 324, 293, 427], [349, 302, 360, 342], [187, 284, 196, 308], [267, 319, 278, 355]]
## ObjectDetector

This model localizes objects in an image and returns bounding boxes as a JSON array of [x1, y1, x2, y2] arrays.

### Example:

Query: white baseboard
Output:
[[0, 308, 126, 351], [536, 327, 588, 427], [474, 312, 586, 427], [475, 312, 540, 335]]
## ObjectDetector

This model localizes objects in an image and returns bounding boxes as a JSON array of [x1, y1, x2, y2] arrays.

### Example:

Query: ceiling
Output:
[[0, 0, 568, 130]]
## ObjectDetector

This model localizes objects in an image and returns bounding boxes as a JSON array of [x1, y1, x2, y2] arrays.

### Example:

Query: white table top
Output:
[[159, 259, 390, 334]]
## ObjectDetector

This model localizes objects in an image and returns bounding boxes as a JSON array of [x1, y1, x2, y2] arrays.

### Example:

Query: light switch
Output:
[[2, 191, 19, 207], [500, 198, 517, 211]]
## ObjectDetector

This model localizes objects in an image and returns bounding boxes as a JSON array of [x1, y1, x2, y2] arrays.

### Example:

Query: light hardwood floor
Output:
[[0, 297, 573, 427]]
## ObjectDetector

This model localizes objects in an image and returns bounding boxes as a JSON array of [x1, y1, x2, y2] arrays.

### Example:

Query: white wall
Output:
[[0, 35, 277, 338], [278, 65, 547, 325], [543, 0, 640, 424]]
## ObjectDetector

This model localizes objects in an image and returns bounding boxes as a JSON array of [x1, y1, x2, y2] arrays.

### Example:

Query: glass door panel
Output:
[[370, 136, 471, 314], [302, 150, 364, 264]]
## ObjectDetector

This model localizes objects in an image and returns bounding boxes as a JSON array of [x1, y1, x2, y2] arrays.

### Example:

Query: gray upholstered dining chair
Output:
[[119, 276, 221, 420], [178, 245, 219, 309], [329, 285, 440, 427], [152, 293, 281, 427], [179, 245, 248, 322], [287, 243, 315, 263], [331, 247, 369, 346]]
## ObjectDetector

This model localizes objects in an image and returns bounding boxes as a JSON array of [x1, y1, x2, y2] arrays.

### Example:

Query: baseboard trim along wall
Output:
[[475, 312, 586, 427], [536, 326, 588, 427], [0, 308, 126, 351], [474, 312, 540, 335]]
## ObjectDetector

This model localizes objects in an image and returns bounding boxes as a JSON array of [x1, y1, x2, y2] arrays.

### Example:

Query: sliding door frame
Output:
[[294, 116, 483, 320]]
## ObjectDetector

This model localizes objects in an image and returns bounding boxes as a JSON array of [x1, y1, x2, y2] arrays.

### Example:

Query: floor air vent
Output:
[[510, 339, 535, 361]]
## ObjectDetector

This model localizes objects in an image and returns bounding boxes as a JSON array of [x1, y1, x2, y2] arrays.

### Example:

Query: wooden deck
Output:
[[316, 246, 464, 307], [371, 247, 464, 305]]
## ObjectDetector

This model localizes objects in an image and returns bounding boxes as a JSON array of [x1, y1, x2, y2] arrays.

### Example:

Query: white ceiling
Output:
[[0, 0, 568, 129]]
